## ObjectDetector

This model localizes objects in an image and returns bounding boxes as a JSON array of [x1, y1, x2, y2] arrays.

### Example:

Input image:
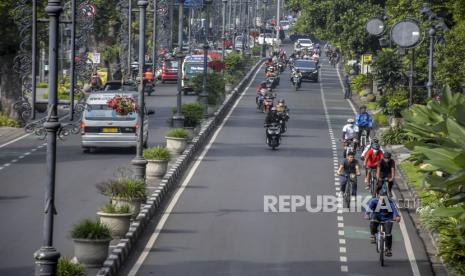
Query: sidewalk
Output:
[[0, 127, 27, 146]]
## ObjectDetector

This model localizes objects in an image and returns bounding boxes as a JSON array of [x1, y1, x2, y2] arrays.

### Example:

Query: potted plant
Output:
[[57, 257, 85, 276], [107, 95, 137, 116], [96, 178, 146, 217], [144, 146, 171, 179], [172, 103, 204, 137], [165, 128, 189, 154], [97, 203, 132, 239], [71, 219, 111, 268]]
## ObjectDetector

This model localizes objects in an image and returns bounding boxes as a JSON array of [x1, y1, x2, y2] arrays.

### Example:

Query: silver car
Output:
[[80, 91, 149, 152]]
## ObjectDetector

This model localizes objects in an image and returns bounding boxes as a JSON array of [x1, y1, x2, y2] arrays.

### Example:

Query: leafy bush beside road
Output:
[[0, 113, 20, 127]]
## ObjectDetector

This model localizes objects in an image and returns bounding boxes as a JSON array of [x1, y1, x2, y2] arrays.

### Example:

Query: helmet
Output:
[[347, 118, 355, 124], [360, 105, 367, 110], [278, 99, 285, 104], [372, 138, 379, 144], [268, 58, 272, 62], [296, 69, 300, 73], [383, 152, 392, 159], [271, 107, 277, 111]]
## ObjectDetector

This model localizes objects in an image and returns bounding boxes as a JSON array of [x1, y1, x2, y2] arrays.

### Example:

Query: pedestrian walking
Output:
[[344, 74, 352, 99]]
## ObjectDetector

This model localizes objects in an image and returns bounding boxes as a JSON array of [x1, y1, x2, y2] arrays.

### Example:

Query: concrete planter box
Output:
[[165, 136, 188, 155], [73, 238, 111, 268], [111, 198, 143, 218], [97, 212, 132, 239], [146, 159, 169, 179]]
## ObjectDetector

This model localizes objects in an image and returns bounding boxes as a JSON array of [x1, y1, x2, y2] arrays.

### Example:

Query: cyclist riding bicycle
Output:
[[364, 143, 383, 189], [361, 138, 383, 159], [355, 105, 373, 143], [342, 118, 359, 157], [365, 190, 401, 257], [337, 151, 361, 197], [376, 152, 396, 196]]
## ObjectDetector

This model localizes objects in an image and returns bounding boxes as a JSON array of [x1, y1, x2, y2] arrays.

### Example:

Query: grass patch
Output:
[[400, 161, 424, 190], [0, 113, 20, 127]]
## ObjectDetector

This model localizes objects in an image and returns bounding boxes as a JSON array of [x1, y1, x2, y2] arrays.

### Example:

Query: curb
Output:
[[96, 58, 265, 276]]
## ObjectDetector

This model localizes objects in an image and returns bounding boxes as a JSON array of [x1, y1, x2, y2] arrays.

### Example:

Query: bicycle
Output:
[[368, 167, 377, 197], [378, 177, 390, 197], [375, 220, 393, 266], [343, 173, 357, 209], [359, 129, 368, 153]]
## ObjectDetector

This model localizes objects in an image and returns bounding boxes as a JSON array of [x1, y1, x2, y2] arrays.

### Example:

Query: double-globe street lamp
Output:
[[261, 0, 267, 58], [132, 0, 149, 179]]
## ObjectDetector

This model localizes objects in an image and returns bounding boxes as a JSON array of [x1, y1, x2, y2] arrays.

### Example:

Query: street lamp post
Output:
[[222, 0, 227, 69], [261, 0, 266, 57], [31, 0, 38, 120], [152, 0, 158, 78], [69, 0, 76, 120], [172, 0, 185, 128], [128, 0, 133, 79], [33, 0, 63, 273], [131, 0, 149, 180], [426, 27, 435, 98], [201, 0, 212, 118]]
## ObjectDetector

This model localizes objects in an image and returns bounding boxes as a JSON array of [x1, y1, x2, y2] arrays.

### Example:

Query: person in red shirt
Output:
[[364, 143, 383, 188]]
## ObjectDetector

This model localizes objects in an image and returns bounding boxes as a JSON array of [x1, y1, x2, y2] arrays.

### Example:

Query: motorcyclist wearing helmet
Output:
[[376, 152, 396, 196], [290, 69, 302, 86], [342, 118, 359, 157], [266, 66, 278, 78], [276, 99, 290, 120], [355, 105, 373, 143], [364, 143, 383, 188], [365, 190, 401, 257], [264, 106, 280, 126], [265, 58, 275, 68]]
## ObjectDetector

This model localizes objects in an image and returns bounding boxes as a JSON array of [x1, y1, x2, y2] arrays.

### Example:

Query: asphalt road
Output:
[[0, 82, 195, 275], [121, 48, 434, 276]]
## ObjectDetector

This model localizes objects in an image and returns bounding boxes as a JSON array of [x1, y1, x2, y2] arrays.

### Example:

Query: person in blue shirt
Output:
[[355, 105, 373, 142], [365, 190, 401, 257]]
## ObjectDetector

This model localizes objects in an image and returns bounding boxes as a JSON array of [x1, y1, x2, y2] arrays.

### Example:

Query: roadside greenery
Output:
[[57, 258, 85, 276], [143, 146, 171, 161], [171, 103, 204, 127], [403, 91, 465, 273], [192, 72, 225, 105], [70, 218, 111, 240], [0, 112, 20, 127], [166, 128, 189, 139]]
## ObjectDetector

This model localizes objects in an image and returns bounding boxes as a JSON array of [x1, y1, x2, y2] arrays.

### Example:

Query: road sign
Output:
[[362, 54, 372, 63], [79, 3, 97, 17]]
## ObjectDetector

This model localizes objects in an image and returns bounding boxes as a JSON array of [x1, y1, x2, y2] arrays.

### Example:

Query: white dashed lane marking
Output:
[[1, 145, 45, 172]]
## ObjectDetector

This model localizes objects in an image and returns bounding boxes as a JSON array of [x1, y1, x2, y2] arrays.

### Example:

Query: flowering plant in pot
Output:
[[107, 95, 137, 116], [96, 178, 146, 217], [70, 219, 111, 268], [97, 203, 132, 239], [144, 146, 171, 179]]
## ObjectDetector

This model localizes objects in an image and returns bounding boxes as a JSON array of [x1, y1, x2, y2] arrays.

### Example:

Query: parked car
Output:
[[80, 90, 154, 152], [293, 59, 320, 82], [161, 60, 179, 83]]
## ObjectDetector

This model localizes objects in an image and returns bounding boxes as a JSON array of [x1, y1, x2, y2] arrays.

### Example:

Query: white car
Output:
[[296, 38, 313, 49], [280, 20, 290, 31]]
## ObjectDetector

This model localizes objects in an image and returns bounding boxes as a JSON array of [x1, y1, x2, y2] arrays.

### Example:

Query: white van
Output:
[[80, 91, 149, 152]]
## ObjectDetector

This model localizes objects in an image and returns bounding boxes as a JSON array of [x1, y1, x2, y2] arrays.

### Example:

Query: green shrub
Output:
[[70, 218, 111, 240], [37, 82, 48, 88], [352, 74, 367, 94], [172, 103, 204, 127], [192, 72, 225, 105], [100, 203, 131, 214], [381, 127, 414, 145], [373, 112, 388, 126], [166, 128, 189, 139], [438, 218, 465, 275], [224, 52, 244, 75], [0, 113, 20, 127], [400, 161, 424, 190], [366, 102, 378, 110], [384, 89, 408, 117], [57, 258, 85, 276], [143, 146, 171, 161], [96, 178, 146, 200]]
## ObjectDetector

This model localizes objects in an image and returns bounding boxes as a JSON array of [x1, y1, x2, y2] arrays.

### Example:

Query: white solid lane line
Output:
[[334, 63, 421, 276], [0, 133, 31, 150], [127, 63, 265, 276]]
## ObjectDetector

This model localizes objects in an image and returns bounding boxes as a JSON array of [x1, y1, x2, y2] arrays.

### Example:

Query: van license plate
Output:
[[102, 128, 118, 133]]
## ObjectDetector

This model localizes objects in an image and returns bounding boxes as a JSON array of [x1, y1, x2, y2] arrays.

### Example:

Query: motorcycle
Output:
[[277, 112, 288, 133], [266, 77, 276, 90], [265, 122, 281, 150], [278, 62, 285, 73], [292, 75, 301, 91], [256, 89, 266, 112]]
